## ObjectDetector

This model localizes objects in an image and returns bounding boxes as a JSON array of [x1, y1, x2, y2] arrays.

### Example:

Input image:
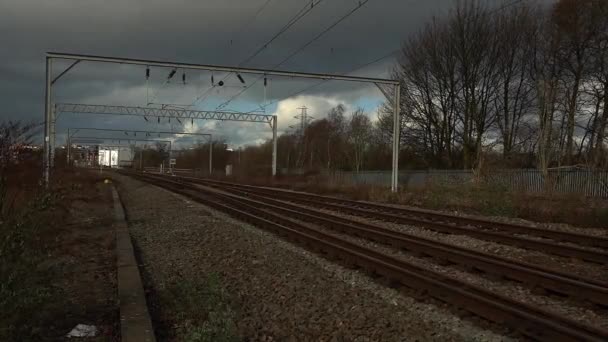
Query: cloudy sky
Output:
[[1, 0, 519, 148]]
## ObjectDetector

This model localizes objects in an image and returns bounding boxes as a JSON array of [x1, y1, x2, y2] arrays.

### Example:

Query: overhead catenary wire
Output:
[[273, 0, 370, 70], [229, 0, 275, 55], [238, 0, 325, 67], [489, 0, 525, 14], [239, 0, 525, 114], [215, 0, 526, 112], [192, 0, 275, 106], [245, 48, 398, 113], [147, 67, 178, 105], [216, 0, 372, 110], [190, 0, 325, 108]]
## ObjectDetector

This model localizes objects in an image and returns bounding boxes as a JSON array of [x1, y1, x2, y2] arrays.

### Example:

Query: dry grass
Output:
[[1, 166, 119, 341], [381, 183, 608, 228], [385, 181, 608, 228]]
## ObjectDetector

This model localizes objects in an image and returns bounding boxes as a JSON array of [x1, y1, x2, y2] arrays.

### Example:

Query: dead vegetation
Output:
[[0, 121, 118, 340]]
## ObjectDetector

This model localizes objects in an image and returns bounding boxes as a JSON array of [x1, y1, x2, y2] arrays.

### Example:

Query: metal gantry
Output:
[[44, 52, 400, 191], [55, 103, 277, 178], [57, 103, 274, 124], [67, 128, 214, 174]]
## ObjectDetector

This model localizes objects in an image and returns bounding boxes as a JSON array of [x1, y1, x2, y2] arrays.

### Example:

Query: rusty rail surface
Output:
[[166, 175, 608, 264], [123, 171, 608, 341]]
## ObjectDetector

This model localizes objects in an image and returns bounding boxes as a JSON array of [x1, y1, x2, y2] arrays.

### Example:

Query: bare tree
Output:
[[235, 0, 608, 173], [450, 1, 503, 169], [493, 4, 537, 158], [586, 1, 608, 166], [553, 0, 604, 164], [530, 10, 564, 175], [380, 14, 459, 168], [346, 109, 372, 172], [326, 104, 346, 170]]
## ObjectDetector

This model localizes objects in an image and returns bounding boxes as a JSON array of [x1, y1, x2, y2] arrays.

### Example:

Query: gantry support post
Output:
[[169, 141, 173, 174], [209, 140, 213, 176], [391, 83, 401, 192], [272, 115, 278, 177], [50, 105, 56, 169], [44, 57, 52, 186], [67, 128, 71, 166]]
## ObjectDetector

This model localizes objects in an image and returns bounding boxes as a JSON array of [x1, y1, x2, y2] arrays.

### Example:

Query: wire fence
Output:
[[325, 169, 608, 198]]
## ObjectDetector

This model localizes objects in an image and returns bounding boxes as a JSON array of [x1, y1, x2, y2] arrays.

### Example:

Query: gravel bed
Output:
[[281, 214, 608, 331], [113, 173, 513, 341], [310, 206, 608, 284]]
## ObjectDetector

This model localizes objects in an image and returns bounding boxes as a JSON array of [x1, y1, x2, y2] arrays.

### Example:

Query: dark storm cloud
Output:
[[0, 0, 520, 144]]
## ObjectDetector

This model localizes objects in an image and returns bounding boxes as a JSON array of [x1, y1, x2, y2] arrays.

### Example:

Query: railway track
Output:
[[122, 171, 608, 341], [172, 176, 608, 264], [145, 172, 608, 305]]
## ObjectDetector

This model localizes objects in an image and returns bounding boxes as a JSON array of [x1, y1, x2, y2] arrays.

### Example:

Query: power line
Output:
[[190, 0, 324, 108], [244, 48, 398, 113], [191, 0, 276, 108], [230, 0, 274, 50], [147, 67, 178, 105], [216, 0, 372, 110], [191, 73, 219, 106], [229, 0, 521, 112], [489, 0, 525, 14], [273, 0, 370, 69], [239, 0, 325, 67], [347, 49, 398, 74]]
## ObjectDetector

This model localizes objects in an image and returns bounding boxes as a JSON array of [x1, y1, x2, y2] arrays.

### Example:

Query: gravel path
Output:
[[113, 173, 513, 341]]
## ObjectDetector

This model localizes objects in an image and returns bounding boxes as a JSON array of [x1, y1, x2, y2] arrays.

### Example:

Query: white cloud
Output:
[[271, 95, 355, 132]]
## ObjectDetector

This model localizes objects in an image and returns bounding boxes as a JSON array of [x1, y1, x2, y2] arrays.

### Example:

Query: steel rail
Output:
[[165, 176, 608, 264], [276, 191, 608, 249], [192, 178, 608, 249], [186, 180, 608, 306], [122, 171, 608, 342]]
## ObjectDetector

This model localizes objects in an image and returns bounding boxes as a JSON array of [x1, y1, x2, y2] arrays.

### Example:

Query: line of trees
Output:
[[239, 0, 608, 173], [233, 104, 394, 174], [381, 0, 608, 172]]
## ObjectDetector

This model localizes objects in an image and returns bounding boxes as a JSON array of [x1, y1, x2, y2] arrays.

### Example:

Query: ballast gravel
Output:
[[310, 206, 608, 284], [295, 218, 608, 330], [113, 173, 513, 341]]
